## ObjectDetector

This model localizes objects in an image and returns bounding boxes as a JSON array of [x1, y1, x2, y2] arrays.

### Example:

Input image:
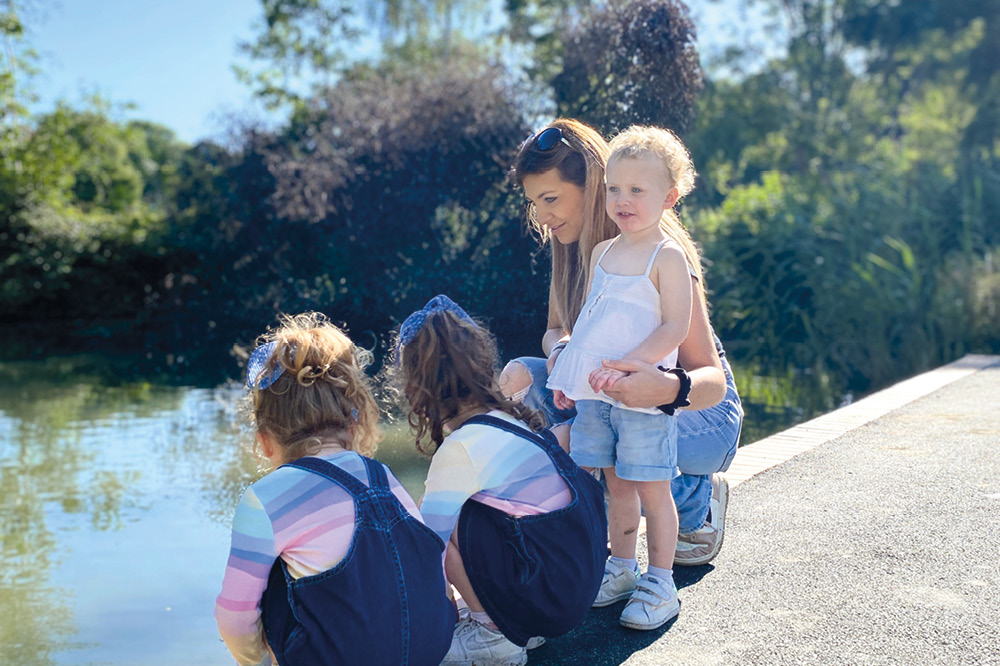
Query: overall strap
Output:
[[643, 239, 670, 277], [463, 414, 571, 474], [284, 456, 373, 497], [359, 455, 389, 491]]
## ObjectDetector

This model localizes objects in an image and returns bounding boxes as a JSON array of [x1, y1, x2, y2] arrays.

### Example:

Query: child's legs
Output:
[[609, 407, 680, 569], [636, 480, 678, 570], [446, 529, 484, 613], [604, 467, 641, 559]]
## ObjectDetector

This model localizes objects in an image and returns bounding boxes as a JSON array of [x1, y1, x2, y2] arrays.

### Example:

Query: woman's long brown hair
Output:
[[512, 118, 616, 333]]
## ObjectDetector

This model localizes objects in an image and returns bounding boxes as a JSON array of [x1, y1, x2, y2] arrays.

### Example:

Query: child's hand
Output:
[[589, 366, 628, 394], [553, 389, 576, 410]]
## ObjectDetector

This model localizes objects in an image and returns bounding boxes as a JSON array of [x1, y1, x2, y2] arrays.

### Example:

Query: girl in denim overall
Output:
[[215, 312, 455, 666], [393, 295, 607, 666]]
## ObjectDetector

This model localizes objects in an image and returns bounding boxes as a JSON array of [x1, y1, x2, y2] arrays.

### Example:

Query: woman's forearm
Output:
[[599, 360, 726, 411], [541, 327, 569, 357], [685, 366, 727, 411]]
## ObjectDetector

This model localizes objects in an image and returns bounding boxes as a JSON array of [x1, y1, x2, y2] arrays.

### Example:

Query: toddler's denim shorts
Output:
[[569, 400, 679, 482]]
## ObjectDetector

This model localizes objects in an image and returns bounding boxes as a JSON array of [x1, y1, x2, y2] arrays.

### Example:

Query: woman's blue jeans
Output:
[[510, 355, 742, 533]]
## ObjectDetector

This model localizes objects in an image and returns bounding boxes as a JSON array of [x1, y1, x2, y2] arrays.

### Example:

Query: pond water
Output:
[[0, 350, 846, 665]]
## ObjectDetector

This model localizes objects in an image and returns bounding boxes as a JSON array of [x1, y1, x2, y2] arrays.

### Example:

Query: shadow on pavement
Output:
[[528, 566, 714, 665]]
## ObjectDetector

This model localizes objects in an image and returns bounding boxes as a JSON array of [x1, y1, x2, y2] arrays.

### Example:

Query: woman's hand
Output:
[[599, 359, 679, 410]]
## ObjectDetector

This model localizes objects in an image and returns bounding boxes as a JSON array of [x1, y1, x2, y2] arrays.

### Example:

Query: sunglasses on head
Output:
[[526, 126, 573, 152]]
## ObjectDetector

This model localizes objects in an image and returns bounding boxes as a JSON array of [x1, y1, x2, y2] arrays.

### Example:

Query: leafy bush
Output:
[[154, 59, 549, 360], [0, 104, 182, 323]]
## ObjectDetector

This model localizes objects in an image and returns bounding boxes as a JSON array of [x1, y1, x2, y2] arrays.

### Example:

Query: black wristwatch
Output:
[[656, 367, 691, 416]]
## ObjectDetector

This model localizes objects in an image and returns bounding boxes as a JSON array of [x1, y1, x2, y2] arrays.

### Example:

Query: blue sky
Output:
[[25, 0, 770, 145], [28, 0, 264, 143]]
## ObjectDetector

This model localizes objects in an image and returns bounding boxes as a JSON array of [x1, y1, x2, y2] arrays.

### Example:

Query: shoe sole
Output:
[[619, 602, 680, 631], [441, 652, 528, 666], [442, 658, 527, 666], [674, 475, 729, 567]]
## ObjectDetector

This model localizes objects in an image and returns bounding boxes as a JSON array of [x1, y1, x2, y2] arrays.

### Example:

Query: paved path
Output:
[[528, 354, 1000, 665]]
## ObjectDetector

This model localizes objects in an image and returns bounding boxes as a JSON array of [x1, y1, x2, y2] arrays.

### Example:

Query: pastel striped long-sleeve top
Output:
[[214, 450, 422, 666], [420, 410, 573, 544]]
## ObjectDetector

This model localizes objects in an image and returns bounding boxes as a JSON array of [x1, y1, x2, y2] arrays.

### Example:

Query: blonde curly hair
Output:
[[248, 312, 381, 463], [607, 125, 696, 199]]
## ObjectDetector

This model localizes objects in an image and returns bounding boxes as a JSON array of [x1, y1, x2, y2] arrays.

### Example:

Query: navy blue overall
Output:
[[456, 414, 608, 647], [261, 456, 456, 666]]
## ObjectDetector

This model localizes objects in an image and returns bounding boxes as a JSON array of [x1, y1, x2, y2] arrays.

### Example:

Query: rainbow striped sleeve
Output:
[[214, 487, 277, 666], [420, 441, 482, 543]]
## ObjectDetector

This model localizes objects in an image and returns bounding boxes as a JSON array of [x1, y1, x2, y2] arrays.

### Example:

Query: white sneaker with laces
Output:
[[619, 573, 680, 630], [440, 617, 527, 666], [592, 558, 640, 607]]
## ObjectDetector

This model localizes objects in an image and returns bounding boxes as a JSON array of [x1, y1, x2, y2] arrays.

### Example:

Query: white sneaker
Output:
[[440, 617, 527, 666], [619, 573, 680, 630], [456, 601, 543, 651], [592, 558, 640, 607], [675, 473, 729, 566]]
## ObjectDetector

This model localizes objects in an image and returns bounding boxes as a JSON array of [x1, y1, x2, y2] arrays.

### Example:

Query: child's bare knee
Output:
[[551, 423, 571, 453], [499, 360, 532, 398], [635, 481, 671, 506]]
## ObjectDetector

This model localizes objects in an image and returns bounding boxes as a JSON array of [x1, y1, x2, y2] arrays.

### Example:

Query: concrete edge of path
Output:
[[721, 353, 1000, 489]]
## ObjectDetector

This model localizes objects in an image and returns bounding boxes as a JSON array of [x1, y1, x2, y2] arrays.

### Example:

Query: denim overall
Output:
[[261, 456, 456, 666], [456, 415, 608, 647]]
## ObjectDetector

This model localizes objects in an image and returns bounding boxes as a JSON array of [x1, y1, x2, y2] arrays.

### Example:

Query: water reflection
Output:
[[0, 352, 841, 665], [0, 354, 437, 665], [731, 363, 850, 445]]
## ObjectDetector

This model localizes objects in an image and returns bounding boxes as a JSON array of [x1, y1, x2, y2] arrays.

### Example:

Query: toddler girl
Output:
[[547, 125, 696, 631], [215, 312, 455, 666], [394, 295, 607, 666]]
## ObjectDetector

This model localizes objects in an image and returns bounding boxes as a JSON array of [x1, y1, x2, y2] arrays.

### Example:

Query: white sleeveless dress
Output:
[[547, 237, 680, 415]]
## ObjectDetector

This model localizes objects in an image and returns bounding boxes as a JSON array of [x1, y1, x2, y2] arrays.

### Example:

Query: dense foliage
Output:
[[153, 59, 546, 355], [2, 0, 998, 393], [553, 0, 703, 135]]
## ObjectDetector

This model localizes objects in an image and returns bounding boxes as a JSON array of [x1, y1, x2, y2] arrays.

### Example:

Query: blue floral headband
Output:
[[396, 295, 477, 358], [246, 340, 289, 390]]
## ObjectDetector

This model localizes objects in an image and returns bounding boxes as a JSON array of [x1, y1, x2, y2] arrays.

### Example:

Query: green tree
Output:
[[690, 0, 1000, 388], [1, 101, 188, 322], [551, 0, 703, 135]]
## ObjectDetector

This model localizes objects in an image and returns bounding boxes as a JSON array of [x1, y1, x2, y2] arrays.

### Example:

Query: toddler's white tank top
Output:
[[547, 237, 681, 414]]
